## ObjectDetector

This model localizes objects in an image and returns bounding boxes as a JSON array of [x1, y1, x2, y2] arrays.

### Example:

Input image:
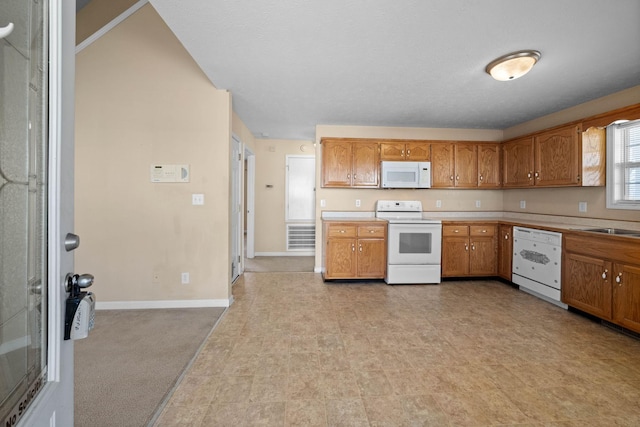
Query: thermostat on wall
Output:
[[150, 164, 190, 183]]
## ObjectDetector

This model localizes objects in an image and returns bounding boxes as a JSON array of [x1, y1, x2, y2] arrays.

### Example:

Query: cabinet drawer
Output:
[[327, 225, 357, 238], [470, 225, 495, 237], [443, 225, 469, 236], [358, 224, 386, 237]]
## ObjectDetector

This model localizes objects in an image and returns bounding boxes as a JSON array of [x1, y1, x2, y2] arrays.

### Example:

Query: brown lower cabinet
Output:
[[323, 221, 386, 280], [442, 223, 497, 277], [563, 233, 640, 333]]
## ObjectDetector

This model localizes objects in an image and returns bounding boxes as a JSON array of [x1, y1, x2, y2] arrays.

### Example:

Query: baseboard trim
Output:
[[314, 266, 324, 273], [95, 299, 232, 310], [254, 251, 315, 256]]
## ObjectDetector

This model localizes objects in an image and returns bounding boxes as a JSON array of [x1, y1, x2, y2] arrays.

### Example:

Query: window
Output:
[[607, 119, 640, 210]]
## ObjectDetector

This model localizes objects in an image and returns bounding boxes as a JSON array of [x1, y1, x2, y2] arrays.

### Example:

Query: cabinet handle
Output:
[[401, 149, 405, 156], [481, 229, 487, 233], [347, 174, 351, 179], [577, 175, 581, 181], [369, 230, 375, 233], [339, 230, 345, 233], [453, 230, 459, 233], [450, 175, 454, 181], [616, 272, 622, 285], [479, 175, 484, 181], [359, 245, 362, 252], [407, 149, 411, 156], [602, 269, 608, 280], [456, 175, 460, 181], [465, 244, 469, 251], [353, 174, 357, 180], [352, 244, 355, 252], [471, 243, 476, 251], [534, 171, 539, 179], [528, 172, 532, 180], [504, 234, 509, 240]]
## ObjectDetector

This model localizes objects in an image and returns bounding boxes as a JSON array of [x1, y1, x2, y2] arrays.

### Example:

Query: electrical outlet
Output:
[[192, 194, 204, 205], [520, 200, 526, 209], [320, 199, 326, 208], [579, 201, 587, 212], [355, 199, 361, 207], [181, 272, 189, 284], [475, 200, 481, 208], [436, 200, 442, 208]]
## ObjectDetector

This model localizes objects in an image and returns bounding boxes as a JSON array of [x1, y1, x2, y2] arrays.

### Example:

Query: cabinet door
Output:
[[497, 224, 512, 280], [406, 142, 430, 161], [325, 238, 357, 279], [477, 143, 501, 188], [502, 138, 534, 187], [322, 140, 352, 187], [442, 237, 469, 277], [563, 253, 612, 319], [454, 143, 478, 187], [431, 143, 455, 188], [352, 142, 380, 187], [380, 142, 406, 161], [469, 237, 496, 276], [613, 263, 640, 333], [357, 239, 386, 278], [534, 124, 581, 186]]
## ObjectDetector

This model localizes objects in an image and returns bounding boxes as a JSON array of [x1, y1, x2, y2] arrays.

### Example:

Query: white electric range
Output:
[[375, 200, 442, 284]]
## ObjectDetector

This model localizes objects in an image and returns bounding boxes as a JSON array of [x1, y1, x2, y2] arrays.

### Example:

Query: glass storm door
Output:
[[1, 2, 75, 426]]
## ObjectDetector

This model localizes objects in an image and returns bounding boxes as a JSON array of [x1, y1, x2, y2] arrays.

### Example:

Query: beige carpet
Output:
[[244, 256, 315, 272], [74, 307, 225, 427]]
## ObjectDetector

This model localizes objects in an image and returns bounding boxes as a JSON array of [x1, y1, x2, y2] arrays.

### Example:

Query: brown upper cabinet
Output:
[[321, 138, 379, 188], [503, 123, 591, 188], [380, 141, 430, 161], [432, 142, 500, 188]]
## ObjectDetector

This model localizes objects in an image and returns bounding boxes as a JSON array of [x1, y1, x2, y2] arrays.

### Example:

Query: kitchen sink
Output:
[[579, 227, 640, 236]]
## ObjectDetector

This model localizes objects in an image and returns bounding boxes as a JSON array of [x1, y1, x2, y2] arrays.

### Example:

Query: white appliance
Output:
[[380, 161, 431, 188], [375, 200, 442, 284], [512, 226, 566, 308]]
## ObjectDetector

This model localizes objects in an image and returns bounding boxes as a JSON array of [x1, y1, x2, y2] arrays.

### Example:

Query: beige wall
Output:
[[75, 4, 233, 305], [76, 0, 139, 44], [254, 139, 315, 254]]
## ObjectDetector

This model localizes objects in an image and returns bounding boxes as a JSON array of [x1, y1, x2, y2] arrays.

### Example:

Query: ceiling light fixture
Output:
[[485, 50, 541, 81]]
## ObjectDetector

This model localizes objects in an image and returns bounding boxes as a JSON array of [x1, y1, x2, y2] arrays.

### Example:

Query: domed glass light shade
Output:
[[485, 50, 541, 81]]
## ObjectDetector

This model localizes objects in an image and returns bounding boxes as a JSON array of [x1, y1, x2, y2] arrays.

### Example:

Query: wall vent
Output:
[[286, 224, 315, 251]]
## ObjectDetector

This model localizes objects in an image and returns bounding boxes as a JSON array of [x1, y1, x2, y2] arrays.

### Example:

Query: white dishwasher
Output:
[[512, 226, 566, 308]]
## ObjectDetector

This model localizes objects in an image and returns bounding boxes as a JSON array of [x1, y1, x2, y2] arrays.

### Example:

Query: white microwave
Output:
[[381, 161, 431, 188]]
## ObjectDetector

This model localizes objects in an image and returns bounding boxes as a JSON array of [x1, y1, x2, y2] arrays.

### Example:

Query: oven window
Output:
[[399, 232, 432, 254]]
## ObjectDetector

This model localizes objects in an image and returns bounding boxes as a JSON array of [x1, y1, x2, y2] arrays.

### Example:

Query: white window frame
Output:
[[606, 119, 640, 210]]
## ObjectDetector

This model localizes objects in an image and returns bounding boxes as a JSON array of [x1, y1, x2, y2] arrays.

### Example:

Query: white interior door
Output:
[[0, 2, 76, 426]]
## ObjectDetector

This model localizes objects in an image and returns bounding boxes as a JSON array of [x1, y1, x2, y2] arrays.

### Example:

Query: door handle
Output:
[[65, 273, 95, 292]]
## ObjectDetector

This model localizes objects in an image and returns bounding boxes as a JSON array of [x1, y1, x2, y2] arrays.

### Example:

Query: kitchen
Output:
[[317, 101, 640, 334]]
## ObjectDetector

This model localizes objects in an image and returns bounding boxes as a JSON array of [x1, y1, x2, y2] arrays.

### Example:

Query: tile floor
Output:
[[155, 273, 640, 426]]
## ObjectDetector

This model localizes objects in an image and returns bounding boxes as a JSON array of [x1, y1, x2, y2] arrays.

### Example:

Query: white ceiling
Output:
[[149, 0, 640, 140]]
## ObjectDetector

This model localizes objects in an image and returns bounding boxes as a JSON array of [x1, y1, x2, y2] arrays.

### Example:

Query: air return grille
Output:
[[286, 224, 315, 251]]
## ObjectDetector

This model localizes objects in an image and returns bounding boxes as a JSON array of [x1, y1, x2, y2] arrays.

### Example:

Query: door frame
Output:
[[244, 146, 255, 259]]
